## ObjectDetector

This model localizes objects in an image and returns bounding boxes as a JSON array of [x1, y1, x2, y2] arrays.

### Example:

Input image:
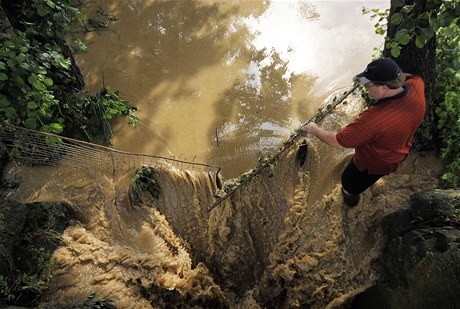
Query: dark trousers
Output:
[[341, 160, 384, 195]]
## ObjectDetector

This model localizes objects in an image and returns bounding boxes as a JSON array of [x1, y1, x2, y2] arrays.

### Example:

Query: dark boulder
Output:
[[352, 189, 460, 309], [0, 200, 72, 307], [410, 189, 460, 223], [0, 200, 29, 276]]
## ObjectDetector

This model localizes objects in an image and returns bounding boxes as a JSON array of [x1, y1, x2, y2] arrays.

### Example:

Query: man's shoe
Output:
[[342, 188, 360, 207]]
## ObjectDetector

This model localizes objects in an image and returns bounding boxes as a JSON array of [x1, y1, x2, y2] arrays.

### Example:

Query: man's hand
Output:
[[303, 122, 319, 134], [302, 122, 344, 149]]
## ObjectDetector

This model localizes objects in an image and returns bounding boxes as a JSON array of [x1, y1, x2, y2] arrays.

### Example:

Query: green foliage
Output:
[[362, 7, 390, 36], [0, 246, 53, 304], [364, 0, 459, 57], [434, 22, 460, 188], [0, 29, 67, 134], [0, 1, 139, 146], [0, 202, 70, 306], [68, 86, 139, 144], [23, 0, 85, 41], [130, 166, 161, 206], [131, 166, 161, 199], [256, 155, 274, 169]]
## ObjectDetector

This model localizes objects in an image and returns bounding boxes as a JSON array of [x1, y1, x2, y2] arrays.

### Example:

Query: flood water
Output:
[[7, 141, 443, 308], [77, 0, 388, 179], [5, 1, 449, 308], [8, 0, 449, 307]]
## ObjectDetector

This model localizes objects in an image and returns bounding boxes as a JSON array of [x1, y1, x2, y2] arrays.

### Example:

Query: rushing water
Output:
[[76, 0, 388, 179], [7, 141, 442, 308], [7, 1, 447, 308]]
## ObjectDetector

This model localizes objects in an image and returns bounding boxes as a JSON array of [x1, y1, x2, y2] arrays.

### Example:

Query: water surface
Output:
[[77, 0, 388, 178]]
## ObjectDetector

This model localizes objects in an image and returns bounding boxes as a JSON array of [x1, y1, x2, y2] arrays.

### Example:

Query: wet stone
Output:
[[380, 208, 412, 238], [410, 189, 460, 222], [0, 201, 72, 307], [353, 189, 460, 309]]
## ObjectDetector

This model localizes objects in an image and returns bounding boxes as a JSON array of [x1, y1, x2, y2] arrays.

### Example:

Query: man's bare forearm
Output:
[[303, 123, 344, 149]]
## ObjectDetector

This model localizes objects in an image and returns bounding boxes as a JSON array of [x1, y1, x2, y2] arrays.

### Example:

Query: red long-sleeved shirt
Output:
[[336, 75, 426, 175]]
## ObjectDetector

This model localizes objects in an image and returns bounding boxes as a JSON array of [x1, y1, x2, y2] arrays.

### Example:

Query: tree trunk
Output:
[[384, 0, 438, 151], [1, 0, 85, 92], [1, 0, 24, 31]]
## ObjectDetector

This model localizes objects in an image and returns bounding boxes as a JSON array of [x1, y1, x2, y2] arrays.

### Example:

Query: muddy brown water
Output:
[[5, 1, 445, 308], [7, 143, 443, 308], [76, 0, 387, 179]]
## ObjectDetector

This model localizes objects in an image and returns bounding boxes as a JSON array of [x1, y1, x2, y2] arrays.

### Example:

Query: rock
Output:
[[410, 189, 460, 222], [380, 208, 412, 238], [353, 227, 460, 309], [352, 189, 460, 309], [0, 201, 72, 306], [0, 200, 29, 276]]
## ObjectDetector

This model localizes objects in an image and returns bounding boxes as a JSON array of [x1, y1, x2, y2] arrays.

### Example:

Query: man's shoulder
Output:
[[405, 75, 425, 97], [406, 75, 424, 86]]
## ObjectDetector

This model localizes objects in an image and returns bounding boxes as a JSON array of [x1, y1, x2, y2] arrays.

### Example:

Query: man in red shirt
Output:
[[303, 58, 426, 206]]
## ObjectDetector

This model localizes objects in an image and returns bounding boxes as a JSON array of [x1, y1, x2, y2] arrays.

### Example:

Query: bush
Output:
[[435, 21, 460, 188]]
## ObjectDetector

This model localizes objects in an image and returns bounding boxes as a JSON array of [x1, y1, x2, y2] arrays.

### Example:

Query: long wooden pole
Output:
[[208, 84, 360, 211]]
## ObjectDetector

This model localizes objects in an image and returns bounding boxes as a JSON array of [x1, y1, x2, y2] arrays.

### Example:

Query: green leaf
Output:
[[45, 136, 62, 144], [391, 13, 404, 25], [439, 12, 453, 27], [15, 53, 26, 63], [5, 107, 17, 117], [391, 45, 401, 57], [28, 75, 46, 91], [420, 27, 435, 41], [75, 11, 85, 23], [418, 12, 430, 21], [6, 58, 16, 68], [415, 35, 425, 48], [27, 102, 38, 109], [23, 118, 37, 129], [376, 27, 386, 35], [398, 33, 411, 45], [394, 28, 409, 38], [62, 59, 71, 68], [42, 77, 54, 87], [36, 5, 48, 17], [394, 29, 411, 45], [401, 5, 414, 14], [45, 0, 56, 9], [400, 18, 417, 32], [13, 74, 25, 87], [19, 62, 30, 70], [4, 40, 15, 48], [0, 95, 10, 107], [0, 73, 7, 81], [50, 123, 63, 134]]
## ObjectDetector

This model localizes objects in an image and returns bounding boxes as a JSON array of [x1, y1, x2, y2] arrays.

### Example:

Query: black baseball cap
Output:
[[353, 58, 401, 84]]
